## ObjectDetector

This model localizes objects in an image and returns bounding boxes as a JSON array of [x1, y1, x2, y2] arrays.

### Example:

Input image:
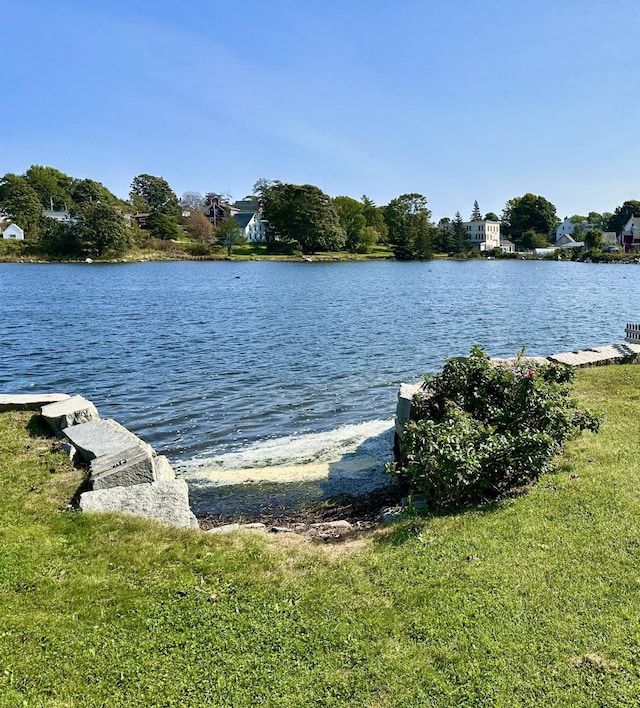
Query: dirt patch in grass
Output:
[[197, 484, 406, 539]]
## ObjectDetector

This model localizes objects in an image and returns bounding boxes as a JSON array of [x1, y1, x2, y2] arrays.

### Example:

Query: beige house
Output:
[[464, 219, 501, 251]]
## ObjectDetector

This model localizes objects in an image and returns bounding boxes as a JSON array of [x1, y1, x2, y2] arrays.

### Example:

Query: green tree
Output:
[[384, 193, 434, 259], [413, 213, 434, 258], [452, 211, 471, 254], [434, 219, 454, 253], [587, 212, 604, 229], [358, 226, 379, 253], [71, 178, 117, 207], [583, 229, 604, 250], [40, 220, 80, 256], [129, 174, 180, 216], [25, 165, 74, 210], [471, 200, 482, 220], [215, 217, 245, 256], [607, 200, 640, 235], [521, 230, 550, 249], [73, 203, 130, 257], [333, 196, 366, 252], [257, 181, 345, 253], [144, 211, 180, 240], [484, 211, 499, 222], [0, 174, 43, 236], [501, 193, 558, 240], [361, 195, 388, 243]]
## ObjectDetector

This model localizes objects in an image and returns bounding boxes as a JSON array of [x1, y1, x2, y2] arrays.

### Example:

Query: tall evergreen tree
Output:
[[452, 211, 471, 254], [471, 200, 482, 220]]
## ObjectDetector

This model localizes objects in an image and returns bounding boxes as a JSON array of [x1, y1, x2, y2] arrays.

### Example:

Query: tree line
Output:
[[1, 165, 638, 259]]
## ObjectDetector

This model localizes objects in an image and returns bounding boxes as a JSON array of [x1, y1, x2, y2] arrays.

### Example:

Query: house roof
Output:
[[1, 222, 24, 235], [624, 217, 640, 230], [232, 200, 259, 213], [233, 212, 255, 229]]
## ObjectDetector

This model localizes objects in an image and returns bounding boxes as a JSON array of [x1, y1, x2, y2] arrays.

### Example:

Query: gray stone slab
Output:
[[154, 455, 176, 482], [395, 382, 424, 439], [0, 393, 69, 412], [548, 342, 640, 368], [63, 418, 154, 462], [90, 446, 156, 490], [41, 395, 99, 435], [79, 479, 197, 529]]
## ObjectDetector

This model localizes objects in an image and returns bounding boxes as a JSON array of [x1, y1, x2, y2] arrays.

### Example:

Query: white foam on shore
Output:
[[178, 419, 394, 478]]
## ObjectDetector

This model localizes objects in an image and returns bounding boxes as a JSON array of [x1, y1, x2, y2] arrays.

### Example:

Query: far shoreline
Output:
[[1, 252, 638, 265]]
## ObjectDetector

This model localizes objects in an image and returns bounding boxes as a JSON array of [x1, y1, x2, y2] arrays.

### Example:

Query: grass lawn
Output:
[[1, 366, 639, 706]]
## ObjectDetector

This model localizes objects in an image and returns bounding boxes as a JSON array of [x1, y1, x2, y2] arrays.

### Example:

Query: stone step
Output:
[[0, 393, 69, 412], [89, 445, 156, 490], [63, 418, 154, 462], [41, 395, 99, 435], [548, 343, 640, 367], [79, 480, 199, 529]]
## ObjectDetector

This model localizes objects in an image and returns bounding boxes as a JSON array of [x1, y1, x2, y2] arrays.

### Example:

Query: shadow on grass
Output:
[[25, 413, 91, 508], [26, 413, 52, 438], [374, 465, 573, 547]]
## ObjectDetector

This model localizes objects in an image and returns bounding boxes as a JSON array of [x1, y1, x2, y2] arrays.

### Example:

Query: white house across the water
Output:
[[232, 211, 269, 242], [464, 219, 501, 251], [1, 223, 24, 240]]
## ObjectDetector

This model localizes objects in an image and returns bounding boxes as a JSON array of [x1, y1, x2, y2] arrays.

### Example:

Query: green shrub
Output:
[[184, 241, 212, 256], [391, 346, 601, 509]]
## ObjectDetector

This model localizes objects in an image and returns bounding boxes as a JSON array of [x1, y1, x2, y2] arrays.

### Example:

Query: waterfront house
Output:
[[555, 218, 575, 242], [41, 209, 76, 224], [555, 218, 604, 242], [204, 194, 237, 227], [621, 217, 640, 253], [464, 218, 501, 251], [232, 212, 269, 242], [555, 233, 582, 248], [499, 239, 516, 253], [1, 223, 24, 240]]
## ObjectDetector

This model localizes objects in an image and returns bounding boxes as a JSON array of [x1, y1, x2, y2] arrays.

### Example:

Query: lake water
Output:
[[0, 259, 635, 504]]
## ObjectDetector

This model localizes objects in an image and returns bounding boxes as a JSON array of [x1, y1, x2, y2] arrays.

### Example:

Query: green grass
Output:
[[1, 367, 640, 706]]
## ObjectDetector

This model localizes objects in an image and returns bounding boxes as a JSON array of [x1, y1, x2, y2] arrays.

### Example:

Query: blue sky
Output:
[[3, 0, 639, 221]]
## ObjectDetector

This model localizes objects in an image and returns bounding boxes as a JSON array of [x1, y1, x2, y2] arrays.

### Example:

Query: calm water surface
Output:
[[0, 260, 635, 472]]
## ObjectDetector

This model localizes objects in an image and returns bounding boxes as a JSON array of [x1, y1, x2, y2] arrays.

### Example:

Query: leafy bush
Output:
[[184, 241, 212, 256], [391, 346, 601, 509]]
